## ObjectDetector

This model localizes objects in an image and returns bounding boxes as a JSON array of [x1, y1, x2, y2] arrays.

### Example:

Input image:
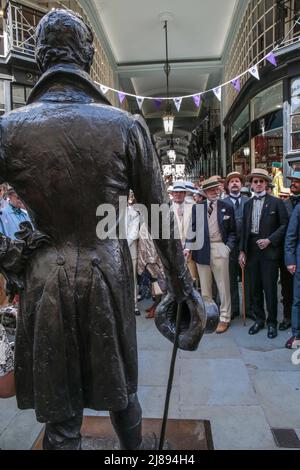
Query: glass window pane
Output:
[[231, 105, 249, 139], [291, 132, 300, 150], [251, 82, 283, 120], [292, 115, 300, 132], [291, 78, 300, 97], [0, 80, 4, 108], [12, 85, 25, 103], [292, 96, 300, 114]]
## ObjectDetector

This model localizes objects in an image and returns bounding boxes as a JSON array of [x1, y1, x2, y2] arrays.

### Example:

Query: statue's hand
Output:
[[15, 222, 51, 257], [154, 288, 218, 351]]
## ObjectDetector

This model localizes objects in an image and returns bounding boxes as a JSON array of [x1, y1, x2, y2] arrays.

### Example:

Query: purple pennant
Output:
[[192, 94, 201, 108], [118, 92, 126, 104], [154, 99, 163, 110], [231, 78, 241, 92], [266, 52, 277, 67]]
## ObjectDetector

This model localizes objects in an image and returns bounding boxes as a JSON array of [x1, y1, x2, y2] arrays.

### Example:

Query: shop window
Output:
[[0, 81, 5, 115], [12, 84, 33, 109], [251, 82, 283, 121], [231, 105, 249, 139], [290, 77, 300, 152]]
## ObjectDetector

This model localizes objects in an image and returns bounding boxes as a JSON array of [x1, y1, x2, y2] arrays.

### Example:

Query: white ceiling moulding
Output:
[[117, 60, 223, 78]]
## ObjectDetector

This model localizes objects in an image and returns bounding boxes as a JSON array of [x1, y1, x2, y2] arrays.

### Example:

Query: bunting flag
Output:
[[231, 78, 241, 92], [266, 52, 277, 67], [249, 65, 260, 80], [118, 92, 126, 104], [174, 97, 182, 112], [213, 87, 222, 102], [100, 84, 109, 95], [136, 96, 145, 110], [192, 94, 201, 108], [154, 99, 163, 110]]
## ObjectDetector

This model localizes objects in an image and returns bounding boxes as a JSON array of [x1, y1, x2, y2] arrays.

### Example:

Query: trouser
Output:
[[279, 257, 293, 321], [292, 270, 300, 337], [247, 242, 279, 326], [43, 393, 142, 450], [196, 242, 231, 323]]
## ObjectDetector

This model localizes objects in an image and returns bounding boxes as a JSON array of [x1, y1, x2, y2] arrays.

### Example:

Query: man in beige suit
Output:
[[172, 181, 198, 284]]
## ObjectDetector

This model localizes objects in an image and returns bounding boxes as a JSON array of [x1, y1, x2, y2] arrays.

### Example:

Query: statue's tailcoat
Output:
[[0, 64, 189, 422]]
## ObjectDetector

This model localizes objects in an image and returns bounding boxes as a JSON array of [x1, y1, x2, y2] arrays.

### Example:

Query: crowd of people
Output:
[[163, 164, 300, 350]]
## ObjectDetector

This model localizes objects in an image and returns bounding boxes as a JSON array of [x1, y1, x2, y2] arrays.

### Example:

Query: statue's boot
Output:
[[110, 393, 143, 450], [43, 414, 83, 450]]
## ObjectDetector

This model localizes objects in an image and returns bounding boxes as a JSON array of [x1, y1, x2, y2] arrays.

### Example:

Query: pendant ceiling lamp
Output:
[[162, 20, 174, 135]]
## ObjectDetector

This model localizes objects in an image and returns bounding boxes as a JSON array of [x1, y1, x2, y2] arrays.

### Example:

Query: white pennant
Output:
[[173, 97, 183, 112], [249, 65, 260, 80], [136, 96, 145, 110], [100, 84, 109, 95], [213, 87, 222, 102]]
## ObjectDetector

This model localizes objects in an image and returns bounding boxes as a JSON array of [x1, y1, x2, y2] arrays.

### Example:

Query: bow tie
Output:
[[254, 195, 265, 201]]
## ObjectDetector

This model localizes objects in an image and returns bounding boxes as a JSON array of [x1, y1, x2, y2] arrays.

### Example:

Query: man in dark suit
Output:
[[278, 171, 300, 330], [185, 176, 236, 334], [239, 169, 289, 338], [224, 172, 254, 321], [285, 202, 300, 348]]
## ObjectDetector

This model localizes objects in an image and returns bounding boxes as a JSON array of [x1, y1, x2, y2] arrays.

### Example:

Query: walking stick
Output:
[[242, 267, 246, 326], [159, 302, 182, 451]]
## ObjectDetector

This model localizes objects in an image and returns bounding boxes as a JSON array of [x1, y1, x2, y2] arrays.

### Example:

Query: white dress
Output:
[[0, 324, 13, 377]]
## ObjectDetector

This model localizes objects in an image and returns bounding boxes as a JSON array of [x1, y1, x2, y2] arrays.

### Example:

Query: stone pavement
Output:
[[0, 297, 300, 450]]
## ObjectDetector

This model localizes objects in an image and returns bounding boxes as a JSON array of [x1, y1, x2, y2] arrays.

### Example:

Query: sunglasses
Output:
[[252, 179, 266, 184]]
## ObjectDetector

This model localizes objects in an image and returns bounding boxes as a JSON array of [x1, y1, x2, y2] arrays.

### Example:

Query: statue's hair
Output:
[[35, 9, 95, 73]]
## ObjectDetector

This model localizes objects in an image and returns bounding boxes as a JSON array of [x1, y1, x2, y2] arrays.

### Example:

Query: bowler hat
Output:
[[247, 168, 272, 183]]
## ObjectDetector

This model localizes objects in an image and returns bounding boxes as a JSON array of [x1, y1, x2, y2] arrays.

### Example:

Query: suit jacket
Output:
[[240, 193, 289, 260], [186, 199, 236, 266], [284, 197, 300, 218], [223, 195, 248, 243], [285, 203, 300, 269]]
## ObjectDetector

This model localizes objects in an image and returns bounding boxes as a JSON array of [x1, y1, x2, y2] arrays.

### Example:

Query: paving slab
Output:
[[178, 358, 258, 408], [180, 406, 276, 450], [179, 331, 241, 359], [138, 350, 180, 387], [0, 410, 43, 450], [0, 397, 19, 436], [251, 370, 300, 428], [240, 347, 297, 371], [137, 385, 180, 419]]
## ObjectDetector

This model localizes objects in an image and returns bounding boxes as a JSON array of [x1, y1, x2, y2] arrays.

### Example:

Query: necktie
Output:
[[207, 201, 214, 217], [235, 198, 240, 209]]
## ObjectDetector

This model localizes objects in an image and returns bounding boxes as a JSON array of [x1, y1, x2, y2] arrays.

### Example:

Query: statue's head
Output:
[[35, 9, 95, 73]]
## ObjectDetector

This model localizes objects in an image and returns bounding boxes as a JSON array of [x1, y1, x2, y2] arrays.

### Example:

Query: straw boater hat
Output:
[[225, 171, 245, 188], [201, 176, 221, 192], [247, 168, 272, 183], [184, 181, 198, 194], [172, 181, 186, 192], [287, 170, 300, 181]]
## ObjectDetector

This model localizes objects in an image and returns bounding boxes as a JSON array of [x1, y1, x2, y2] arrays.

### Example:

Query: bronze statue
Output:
[[0, 9, 207, 450]]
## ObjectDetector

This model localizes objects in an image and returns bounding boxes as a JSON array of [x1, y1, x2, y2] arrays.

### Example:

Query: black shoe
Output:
[[267, 325, 278, 339], [135, 309, 141, 316], [231, 312, 240, 320], [278, 319, 291, 331], [248, 322, 265, 335]]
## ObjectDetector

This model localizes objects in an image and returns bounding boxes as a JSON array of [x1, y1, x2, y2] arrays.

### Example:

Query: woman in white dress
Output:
[[0, 324, 15, 397]]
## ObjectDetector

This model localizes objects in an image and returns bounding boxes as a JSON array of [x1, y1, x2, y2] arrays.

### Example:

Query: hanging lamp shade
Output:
[[163, 113, 174, 135]]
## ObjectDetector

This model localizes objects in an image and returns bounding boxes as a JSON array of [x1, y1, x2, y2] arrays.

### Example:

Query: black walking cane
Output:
[[159, 302, 182, 451]]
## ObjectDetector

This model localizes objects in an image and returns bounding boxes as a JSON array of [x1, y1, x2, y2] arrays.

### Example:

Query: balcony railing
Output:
[[1, 1, 44, 58]]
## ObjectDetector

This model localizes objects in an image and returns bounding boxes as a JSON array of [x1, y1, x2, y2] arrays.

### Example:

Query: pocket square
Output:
[[223, 215, 230, 220], [221, 208, 226, 213]]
